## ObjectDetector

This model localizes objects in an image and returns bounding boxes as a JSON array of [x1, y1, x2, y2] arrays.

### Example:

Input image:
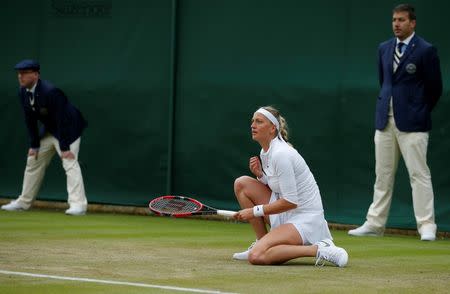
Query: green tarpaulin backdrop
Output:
[[1, 0, 448, 231]]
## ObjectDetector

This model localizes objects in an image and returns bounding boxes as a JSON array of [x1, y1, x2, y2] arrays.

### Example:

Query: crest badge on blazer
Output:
[[406, 63, 417, 74]]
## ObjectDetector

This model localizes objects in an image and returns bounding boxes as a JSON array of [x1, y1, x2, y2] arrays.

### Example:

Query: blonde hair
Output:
[[260, 106, 290, 143]]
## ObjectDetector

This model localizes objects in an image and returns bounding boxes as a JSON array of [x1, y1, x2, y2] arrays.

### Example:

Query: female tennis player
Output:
[[232, 106, 348, 267]]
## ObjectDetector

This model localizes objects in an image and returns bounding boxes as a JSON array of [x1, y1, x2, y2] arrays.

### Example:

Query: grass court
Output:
[[0, 210, 449, 293]]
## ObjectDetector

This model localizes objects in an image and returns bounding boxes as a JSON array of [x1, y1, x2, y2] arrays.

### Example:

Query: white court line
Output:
[[0, 270, 238, 294]]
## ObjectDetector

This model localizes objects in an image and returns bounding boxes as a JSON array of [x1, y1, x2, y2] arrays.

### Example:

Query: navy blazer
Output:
[[20, 79, 87, 151], [376, 34, 442, 132]]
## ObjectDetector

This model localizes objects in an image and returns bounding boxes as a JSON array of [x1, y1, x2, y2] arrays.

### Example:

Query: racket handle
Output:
[[217, 210, 237, 217]]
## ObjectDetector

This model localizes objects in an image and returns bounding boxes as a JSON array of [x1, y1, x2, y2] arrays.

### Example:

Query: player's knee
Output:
[[248, 250, 268, 265], [234, 176, 252, 195]]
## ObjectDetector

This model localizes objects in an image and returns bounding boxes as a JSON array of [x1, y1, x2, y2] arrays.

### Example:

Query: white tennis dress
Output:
[[258, 137, 332, 245]]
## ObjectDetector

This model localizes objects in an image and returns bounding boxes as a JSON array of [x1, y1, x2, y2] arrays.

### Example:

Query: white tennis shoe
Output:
[[65, 205, 86, 216], [1, 200, 28, 211], [419, 224, 436, 241], [348, 223, 384, 237], [420, 231, 436, 241], [232, 240, 257, 260], [315, 239, 348, 267]]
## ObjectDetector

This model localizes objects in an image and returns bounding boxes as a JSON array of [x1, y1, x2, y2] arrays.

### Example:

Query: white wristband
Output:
[[253, 205, 265, 217]]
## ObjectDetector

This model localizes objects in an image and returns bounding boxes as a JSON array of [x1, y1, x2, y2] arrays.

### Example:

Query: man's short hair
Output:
[[393, 3, 416, 20]]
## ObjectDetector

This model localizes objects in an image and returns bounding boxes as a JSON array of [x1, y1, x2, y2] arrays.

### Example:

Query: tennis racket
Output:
[[149, 195, 237, 218]]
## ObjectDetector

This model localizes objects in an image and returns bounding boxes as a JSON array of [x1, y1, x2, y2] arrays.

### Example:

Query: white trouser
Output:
[[365, 116, 436, 235], [16, 134, 87, 210]]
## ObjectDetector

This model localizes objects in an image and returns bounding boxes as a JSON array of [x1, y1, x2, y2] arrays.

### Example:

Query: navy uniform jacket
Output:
[[376, 34, 443, 132], [20, 79, 87, 151]]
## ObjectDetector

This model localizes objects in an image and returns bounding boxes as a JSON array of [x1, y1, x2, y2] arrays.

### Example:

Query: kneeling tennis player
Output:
[[233, 106, 348, 267]]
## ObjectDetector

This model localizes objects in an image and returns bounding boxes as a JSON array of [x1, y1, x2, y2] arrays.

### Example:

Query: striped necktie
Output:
[[393, 42, 405, 73], [26, 91, 35, 111]]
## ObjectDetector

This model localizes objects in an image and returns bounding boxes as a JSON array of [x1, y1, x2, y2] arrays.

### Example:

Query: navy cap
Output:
[[14, 59, 40, 71]]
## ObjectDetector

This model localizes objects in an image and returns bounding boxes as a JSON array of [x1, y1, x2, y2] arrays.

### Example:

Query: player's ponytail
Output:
[[261, 106, 290, 144]]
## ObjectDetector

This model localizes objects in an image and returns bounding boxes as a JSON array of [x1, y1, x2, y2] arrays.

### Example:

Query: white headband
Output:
[[255, 108, 285, 141], [256, 108, 279, 131]]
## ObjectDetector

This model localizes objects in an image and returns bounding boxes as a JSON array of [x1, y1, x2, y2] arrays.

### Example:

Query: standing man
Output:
[[1, 59, 89, 215], [349, 4, 442, 241]]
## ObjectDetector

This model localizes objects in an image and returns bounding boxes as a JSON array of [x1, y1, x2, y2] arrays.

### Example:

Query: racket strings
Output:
[[150, 198, 201, 214]]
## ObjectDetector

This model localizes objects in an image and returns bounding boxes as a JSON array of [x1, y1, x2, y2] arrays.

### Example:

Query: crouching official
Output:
[[2, 59, 88, 215]]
